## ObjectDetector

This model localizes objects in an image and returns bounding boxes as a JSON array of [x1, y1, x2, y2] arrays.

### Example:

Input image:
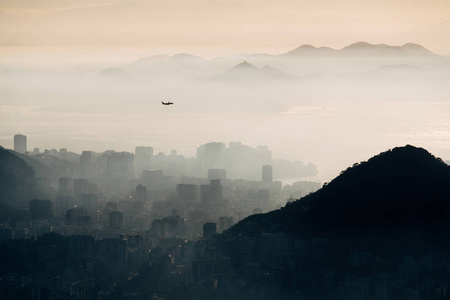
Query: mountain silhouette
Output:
[[133, 55, 171, 65], [281, 42, 437, 58], [0, 147, 37, 208], [95, 67, 131, 79], [171, 53, 205, 62], [229, 145, 450, 240], [213, 61, 296, 81], [401, 43, 435, 56], [281, 44, 338, 57], [131, 53, 210, 79], [339, 41, 436, 57], [339, 41, 387, 55], [228, 60, 258, 71]]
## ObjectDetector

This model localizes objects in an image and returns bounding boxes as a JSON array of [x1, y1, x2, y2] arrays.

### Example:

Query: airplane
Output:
[[161, 101, 174, 105]]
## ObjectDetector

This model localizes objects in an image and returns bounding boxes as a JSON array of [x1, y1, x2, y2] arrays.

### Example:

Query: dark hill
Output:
[[0, 147, 35, 208], [14, 152, 52, 179], [0, 147, 53, 211], [213, 145, 450, 298], [229, 145, 450, 239]]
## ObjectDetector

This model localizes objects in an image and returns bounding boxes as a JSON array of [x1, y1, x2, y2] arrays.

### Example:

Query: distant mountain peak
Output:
[[96, 67, 130, 78], [345, 41, 375, 48], [233, 60, 257, 69], [339, 41, 436, 57], [401, 43, 434, 55], [261, 65, 277, 70], [282, 44, 337, 57], [402, 42, 424, 48], [212, 61, 296, 81], [298, 44, 317, 49], [281, 41, 437, 58], [340, 41, 382, 53]]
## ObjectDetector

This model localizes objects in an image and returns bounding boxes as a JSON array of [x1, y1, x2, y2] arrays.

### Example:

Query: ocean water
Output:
[[1, 100, 449, 182]]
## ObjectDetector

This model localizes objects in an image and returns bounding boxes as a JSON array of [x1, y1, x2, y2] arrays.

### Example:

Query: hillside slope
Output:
[[228, 145, 450, 245]]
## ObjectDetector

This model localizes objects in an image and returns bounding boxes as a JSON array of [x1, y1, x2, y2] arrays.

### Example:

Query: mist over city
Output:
[[1, 0, 450, 299]]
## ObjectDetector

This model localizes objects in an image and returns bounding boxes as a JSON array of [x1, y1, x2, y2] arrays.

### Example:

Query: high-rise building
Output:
[[29, 199, 53, 220], [201, 180, 223, 206], [109, 211, 123, 230], [14, 134, 27, 154], [74, 179, 89, 197], [65, 207, 88, 225], [142, 169, 164, 189], [99, 238, 126, 275], [136, 184, 147, 202], [203, 222, 217, 239], [200, 184, 210, 204], [68, 235, 94, 255], [59, 178, 74, 197], [262, 165, 273, 182], [135, 146, 153, 178], [218, 216, 233, 232], [55, 196, 74, 214], [80, 151, 93, 168], [59, 148, 68, 160], [210, 179, 223, 202], [76, 194, 97, 210], [107, 152, 135, 178], [207, 169, 227, 181], [177, 184, 198, 204], [196, 142, 226, 175]]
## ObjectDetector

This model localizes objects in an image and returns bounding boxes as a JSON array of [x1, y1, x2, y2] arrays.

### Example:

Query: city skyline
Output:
[[1, 2, 450, 299]]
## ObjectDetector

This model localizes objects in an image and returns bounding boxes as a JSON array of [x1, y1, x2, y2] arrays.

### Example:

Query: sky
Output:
[[0, 0, 450, 59], [1, 0, 450, 182]]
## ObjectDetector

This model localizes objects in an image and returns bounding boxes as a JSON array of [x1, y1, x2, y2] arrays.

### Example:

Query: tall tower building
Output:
[[203, 222, 217, 239], [14, 134, 27, 154], [135, 146, 153, 178], [177, 184, 198, 204], [108, 211, 124, 230], [207, 169, 227, 181], [262, 165, 273, 182], [209, 179, 223, 202], [80, 151, 93, 167], [107, 152, 135, 178], [136, 184, 147, 202], [74, 179, 89, 197]]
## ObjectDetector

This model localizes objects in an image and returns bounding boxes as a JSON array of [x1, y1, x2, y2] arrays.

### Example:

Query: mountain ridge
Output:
[[282, 41, 437, 57], [212, 60, 297, 81], [228, 145, 450, 238]]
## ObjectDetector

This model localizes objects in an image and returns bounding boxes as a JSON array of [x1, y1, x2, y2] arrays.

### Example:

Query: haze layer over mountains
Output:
[[1, 42, 450, 181]]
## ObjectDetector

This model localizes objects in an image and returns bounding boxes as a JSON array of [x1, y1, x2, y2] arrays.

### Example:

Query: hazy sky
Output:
[[1, 0, 450, 58], [1, 0, 450, 182]]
